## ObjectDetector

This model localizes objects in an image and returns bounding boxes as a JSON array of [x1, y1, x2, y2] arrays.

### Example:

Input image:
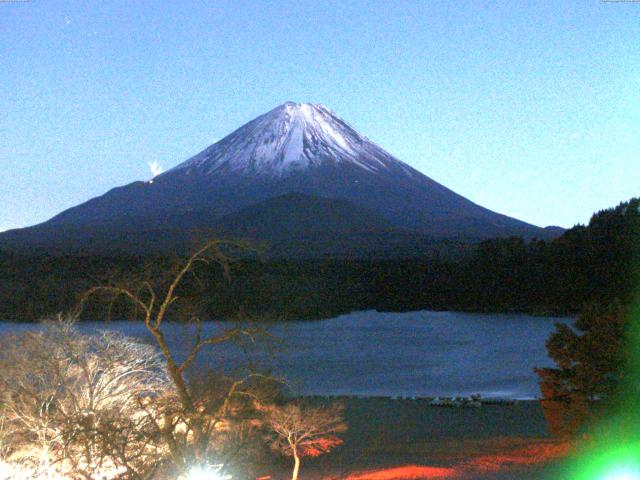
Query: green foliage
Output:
[[536, 302, 628, 436]]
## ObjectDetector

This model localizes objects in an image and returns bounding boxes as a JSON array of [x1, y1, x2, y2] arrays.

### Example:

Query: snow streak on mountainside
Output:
[[169, 102, 417, 178]]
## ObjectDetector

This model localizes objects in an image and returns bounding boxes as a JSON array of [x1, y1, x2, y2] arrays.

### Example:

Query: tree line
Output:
[[0, 198, 637, 323], [534, 197, 640, 441]]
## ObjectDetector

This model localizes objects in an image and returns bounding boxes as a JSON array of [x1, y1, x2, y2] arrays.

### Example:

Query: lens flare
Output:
[[600, 465, 640, 480], [184, 465, 231, 480]]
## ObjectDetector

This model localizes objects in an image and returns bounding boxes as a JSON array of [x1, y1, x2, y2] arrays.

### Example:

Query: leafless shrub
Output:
[[262, 402, 347, 480], [0, 316, 171, 480]]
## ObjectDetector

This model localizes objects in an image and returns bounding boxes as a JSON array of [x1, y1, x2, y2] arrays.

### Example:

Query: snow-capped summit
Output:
[[170, 102, 414, 178]]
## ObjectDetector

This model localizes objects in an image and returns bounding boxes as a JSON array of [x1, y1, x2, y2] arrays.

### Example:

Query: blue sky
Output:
[[1, 0, 639, 232]]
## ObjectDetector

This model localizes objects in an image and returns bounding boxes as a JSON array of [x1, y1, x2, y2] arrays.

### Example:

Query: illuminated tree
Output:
[[0, 317, 170, 479], [78, 239, 275, 478], [263, 402, 346, 480]]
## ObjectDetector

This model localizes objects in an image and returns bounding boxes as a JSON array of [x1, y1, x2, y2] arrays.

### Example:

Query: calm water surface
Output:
[[0, 310, 571, 399]]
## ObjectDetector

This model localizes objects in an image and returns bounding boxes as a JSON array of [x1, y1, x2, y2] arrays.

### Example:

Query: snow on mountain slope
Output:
[[169, 102, 416, 178]]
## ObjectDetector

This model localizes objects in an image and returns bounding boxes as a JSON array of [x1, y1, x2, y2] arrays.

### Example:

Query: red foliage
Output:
[[460, 441, 571, 473], [345, 465, 456, 480], [341, 441, 571, 480], [301, 435, 344, 457]]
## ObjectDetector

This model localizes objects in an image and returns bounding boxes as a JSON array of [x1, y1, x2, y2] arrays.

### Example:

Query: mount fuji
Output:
[[0, 102, 561, 256]]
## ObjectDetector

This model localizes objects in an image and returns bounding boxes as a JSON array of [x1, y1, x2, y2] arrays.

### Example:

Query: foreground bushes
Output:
[[0, 318, 171, 479], [0, 318, 346, 480]]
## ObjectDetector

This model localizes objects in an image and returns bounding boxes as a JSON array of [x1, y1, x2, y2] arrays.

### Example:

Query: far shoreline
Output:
[[0, 307, 574, 324]]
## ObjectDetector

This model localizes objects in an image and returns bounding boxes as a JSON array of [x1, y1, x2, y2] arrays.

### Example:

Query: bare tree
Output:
[[0, 415, 16, 480], [77, 240, 275, 477], [0, 317, 170, 480], [263, 402, 346, 480]]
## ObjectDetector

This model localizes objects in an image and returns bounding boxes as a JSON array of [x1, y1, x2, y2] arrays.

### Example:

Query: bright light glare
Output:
[[0, 461, 30, 480], [184, 465, 230, 480], [601, 466, 640, 480]]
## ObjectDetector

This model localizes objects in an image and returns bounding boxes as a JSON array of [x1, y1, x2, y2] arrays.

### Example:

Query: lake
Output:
[[0, 310, 571, 400]]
